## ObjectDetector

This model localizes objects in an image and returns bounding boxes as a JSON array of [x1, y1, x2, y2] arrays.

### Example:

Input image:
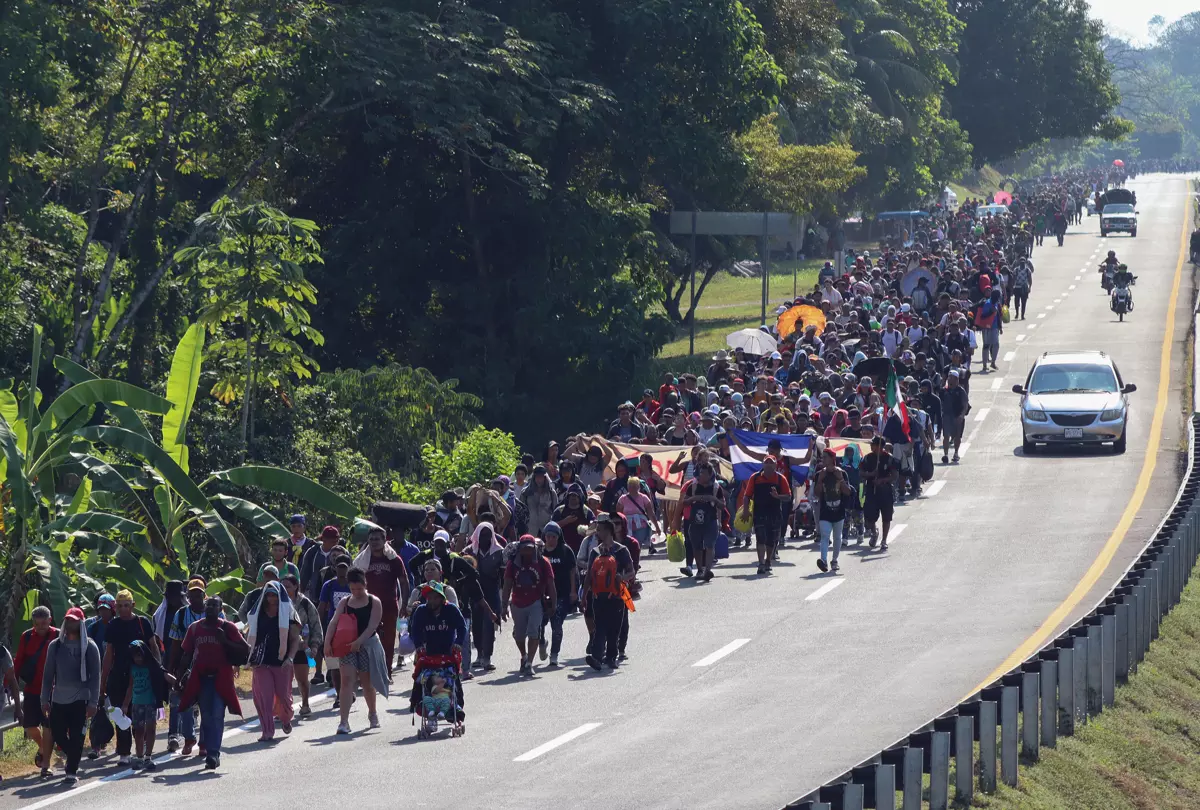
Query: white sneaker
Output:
[[549, 654, 559, 666], [336, 722, 351, 735], [368, 713, 380, 729], [118, 756, 130, 767]]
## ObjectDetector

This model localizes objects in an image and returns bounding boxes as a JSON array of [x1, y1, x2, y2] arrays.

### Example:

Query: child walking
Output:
[[122, 640, 171, 770]]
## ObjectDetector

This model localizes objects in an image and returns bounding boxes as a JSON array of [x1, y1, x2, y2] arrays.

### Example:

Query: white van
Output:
[[941, 187, 959, 210]]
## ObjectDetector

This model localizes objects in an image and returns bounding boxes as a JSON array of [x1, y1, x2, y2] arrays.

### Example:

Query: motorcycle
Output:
[[1110, 277, 1136, 322], [1099, 264, 1114, 292]]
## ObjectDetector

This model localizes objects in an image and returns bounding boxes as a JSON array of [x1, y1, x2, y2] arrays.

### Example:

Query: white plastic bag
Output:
[[107, 704, 133, 731]]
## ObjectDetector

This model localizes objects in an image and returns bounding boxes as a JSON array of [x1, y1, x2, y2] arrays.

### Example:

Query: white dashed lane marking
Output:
[[691, 638, 752, 667], [805, 579, 846, 602], [1004, 351, 1016, 362], [974, 408, 990, 422], [924, 480, 946, 497], [515, 723, 604, 762]]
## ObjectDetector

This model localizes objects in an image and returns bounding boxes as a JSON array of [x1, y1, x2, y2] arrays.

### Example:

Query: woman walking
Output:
[[282, 574, 323, 718], [325, 568, 384, 734], [246, 581, 300, 741]]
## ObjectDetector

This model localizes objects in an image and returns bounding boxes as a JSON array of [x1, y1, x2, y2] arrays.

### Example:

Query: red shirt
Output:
[[14, 627, 59, 695], [505, 557, 555, 609], [739, 471, 792, 514], [364, 553, 409, 612]]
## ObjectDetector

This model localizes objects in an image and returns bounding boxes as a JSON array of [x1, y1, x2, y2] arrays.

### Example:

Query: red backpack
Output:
[[591, 553, 620, 596]]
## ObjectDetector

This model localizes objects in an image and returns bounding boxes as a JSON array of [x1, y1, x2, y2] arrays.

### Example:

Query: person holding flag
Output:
[[737, 456, 793, 576], [882, 363, 914, 500]]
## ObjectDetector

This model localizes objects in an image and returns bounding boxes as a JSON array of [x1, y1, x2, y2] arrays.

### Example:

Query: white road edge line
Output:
[[1004, 351, 1016, 362], [1038, 313, 1046, 319], [1016, 334, 1026, 342], [805, 579, 845, 602], [990, 377, 1004, 390], [957, 442, 970, 458], [924, 480, 946, 497], [1069, 284, 1076, 290], [888, 524, 908, 542], [514, 723, 603, 762], [974, 407, 989, 422], [692, 638, 752, 667]]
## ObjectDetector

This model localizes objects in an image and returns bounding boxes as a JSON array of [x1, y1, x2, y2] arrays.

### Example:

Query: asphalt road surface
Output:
[[4, 174, 1195, 810]]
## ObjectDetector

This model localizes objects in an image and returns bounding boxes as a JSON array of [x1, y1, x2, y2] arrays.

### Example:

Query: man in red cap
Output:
[[738, 456, 792, 575], [38, 606, 99, 785]]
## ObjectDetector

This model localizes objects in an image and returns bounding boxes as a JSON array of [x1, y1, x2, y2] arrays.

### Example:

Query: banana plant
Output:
[[55, 323, 356, 589], [0, 326, 175, 635]]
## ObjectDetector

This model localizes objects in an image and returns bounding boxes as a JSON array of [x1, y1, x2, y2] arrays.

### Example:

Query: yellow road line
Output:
[[966, 180, 1192, 696]]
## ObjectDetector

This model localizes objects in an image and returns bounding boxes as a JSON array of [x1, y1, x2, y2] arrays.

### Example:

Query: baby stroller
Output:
[[413, 652, 465, 739]]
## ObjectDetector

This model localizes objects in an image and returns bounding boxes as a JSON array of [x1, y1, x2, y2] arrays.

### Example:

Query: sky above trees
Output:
[[1088, 0, 1190, 41]]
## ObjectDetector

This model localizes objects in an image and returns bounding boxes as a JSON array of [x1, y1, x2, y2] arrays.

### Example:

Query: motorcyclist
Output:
[[1099, 250, 1119, 290], [1111, 263, 1135, 314]]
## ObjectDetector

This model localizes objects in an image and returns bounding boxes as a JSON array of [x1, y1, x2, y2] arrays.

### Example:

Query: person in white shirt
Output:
[[821, 279, 843, 309], [906, 321, 926, 345], [880, 322, 902, 358]]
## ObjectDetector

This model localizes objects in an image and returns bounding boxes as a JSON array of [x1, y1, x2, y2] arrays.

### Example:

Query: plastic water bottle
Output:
[[306, 651, 317, 669], [397, 617, 408, 636]]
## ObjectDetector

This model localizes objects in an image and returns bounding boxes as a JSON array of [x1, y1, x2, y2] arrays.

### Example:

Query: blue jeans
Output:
[[548, 600, 570, 657], [168, 690, 195, 742], [197, 676, 225, 755], [819, 519, 844, 564]]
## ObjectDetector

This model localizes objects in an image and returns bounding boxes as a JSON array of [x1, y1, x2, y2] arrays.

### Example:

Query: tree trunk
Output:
[[239, 240, 256, 457], [0, 541, 27, 648]]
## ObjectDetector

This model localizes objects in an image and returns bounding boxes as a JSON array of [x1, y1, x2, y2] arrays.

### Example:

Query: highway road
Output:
[[3, 173, 1195, 810]]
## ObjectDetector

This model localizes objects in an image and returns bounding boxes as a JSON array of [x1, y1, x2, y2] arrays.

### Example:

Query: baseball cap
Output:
[[97, 594, 116, 609], [65, 606, 86, 622], [289, 514, 305, 525]]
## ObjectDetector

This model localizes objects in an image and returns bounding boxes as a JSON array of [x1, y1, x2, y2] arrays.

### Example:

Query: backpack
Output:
[[590, 553, 620, 597]]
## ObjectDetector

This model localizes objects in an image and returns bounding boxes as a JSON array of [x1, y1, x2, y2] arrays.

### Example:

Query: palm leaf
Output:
[[72, 454, 166, 549], [0, 414, 36, 515], [28, 544, 72, 621], [207, 465, 357, 518]]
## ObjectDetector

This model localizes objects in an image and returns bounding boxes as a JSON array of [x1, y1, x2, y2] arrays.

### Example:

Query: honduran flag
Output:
[[730, 430, 813, 484]]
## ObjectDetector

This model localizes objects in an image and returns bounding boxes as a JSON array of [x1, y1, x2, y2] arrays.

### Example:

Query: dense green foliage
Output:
[[391, 427, 522, 506], [0, 0, 1133, 459]]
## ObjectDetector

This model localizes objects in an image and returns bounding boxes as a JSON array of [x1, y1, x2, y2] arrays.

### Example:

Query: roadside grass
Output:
[[970, 561, 1200, 810], [657, 260, 821, 366], [0, 725, 38, 780], [948, 165, 1007, 202]]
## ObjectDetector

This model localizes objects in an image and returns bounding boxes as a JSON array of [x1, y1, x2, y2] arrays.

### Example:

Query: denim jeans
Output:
[[819, 519, 845, 564], [197, 676, 226, 755], [168, 690, 196, 742], [548, 600, 570, 657]]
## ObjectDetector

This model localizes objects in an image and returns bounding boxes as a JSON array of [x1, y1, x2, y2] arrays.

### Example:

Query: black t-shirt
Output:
[[543, 544, 576, 602], [409, 526, 439, 552], [816, 470, 848, 523], [839, 425, 864, 439], [859, 453, 897, 500], [105, 615, 155, 680]]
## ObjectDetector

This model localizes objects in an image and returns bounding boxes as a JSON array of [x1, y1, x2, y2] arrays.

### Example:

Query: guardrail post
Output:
[[843, 784, 865, 810], [1071, 633, 1088, 726], [875, 763, 896, 810], [1021, 671, 1039, 760], [1100, 610, 1116, 707], [1039, 658, 1057, 747], [1056, 645, 1074, 735], [930, 731, 950, 810], [1134, 582, 1149, 663], [1001, 685, 1019, 786], [1149, 566, 1161, 640], [818, 783, 864, 810], [1115, 597, 1131, 681], [1086, 621, 1103, 716], [902, 747, 923, 810], [979, 700, 998, 793], [955, 715, 973, 804]]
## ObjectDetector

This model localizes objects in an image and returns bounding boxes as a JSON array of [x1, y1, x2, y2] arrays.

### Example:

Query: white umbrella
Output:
[[726, 328, 777, 356]]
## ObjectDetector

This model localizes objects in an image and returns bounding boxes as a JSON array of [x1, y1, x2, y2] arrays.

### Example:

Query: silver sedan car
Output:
[[1013, 351, 1136, 454]]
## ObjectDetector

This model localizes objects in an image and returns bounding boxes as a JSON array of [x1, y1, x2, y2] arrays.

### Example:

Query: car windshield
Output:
[[1105, 204, 1134, 214], [1029, 363, 1119, 394]]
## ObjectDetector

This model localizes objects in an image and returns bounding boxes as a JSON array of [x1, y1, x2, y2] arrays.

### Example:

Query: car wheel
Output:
[[1022, 435, 1037, 455], [1114, 427, 1127, 454], [1100, 230, 1107, 237]]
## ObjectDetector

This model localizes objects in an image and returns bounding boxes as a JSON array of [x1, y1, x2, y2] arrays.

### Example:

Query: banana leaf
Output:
[[53, 356, 151, 439], [28, 544, 72, 622], [197, 510, 243, 564], [0, 414, 36, 515], [41, 511, 146, 536], [209, 494, 290, 540], [41, 380, 172, 435], [208, 465, 357, 518], [162, 323, 204, 473], [72, 454, 166, 549], [75, 426, 209, 510]]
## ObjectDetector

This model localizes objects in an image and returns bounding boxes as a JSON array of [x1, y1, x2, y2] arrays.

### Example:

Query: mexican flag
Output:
[[885, 364, 910, 439]]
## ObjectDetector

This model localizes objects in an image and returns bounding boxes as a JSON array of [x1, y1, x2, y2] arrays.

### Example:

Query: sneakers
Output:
[[167, 736, 180, 753], [63, 775, 78, 787], [549, 654, 559, 667], [604, 657, 619, 669], [118, 755, 131, 767], [181, 739, 195, 756], [702, 569, 714, 582], [87, 749, 100, 761], [336, 722, 351, 735], [484, 658, 496, 672], [817, 558, 829, 573], [679, 566, 693, 577], [756, 563, 767, 575], [310, 673, 326, 686], [538, 639, 549, 661], [143, 759, 158, 772], [282, 720, 292, 735], [204, 756, 218, 770], [471, 658, 485, 670], [831, 560, 840, 573], [880, 542, 889, 552], [332, 698, 340, 710], [368, 713, 380, 729], [520, 661, 534, 676], [586, 655, 602, 671], [298, 705, 312, 719]]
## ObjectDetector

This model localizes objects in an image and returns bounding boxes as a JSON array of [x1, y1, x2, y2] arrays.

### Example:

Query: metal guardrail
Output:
[[0, 718, 17, 752], [786, 413, 1200, 810]]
